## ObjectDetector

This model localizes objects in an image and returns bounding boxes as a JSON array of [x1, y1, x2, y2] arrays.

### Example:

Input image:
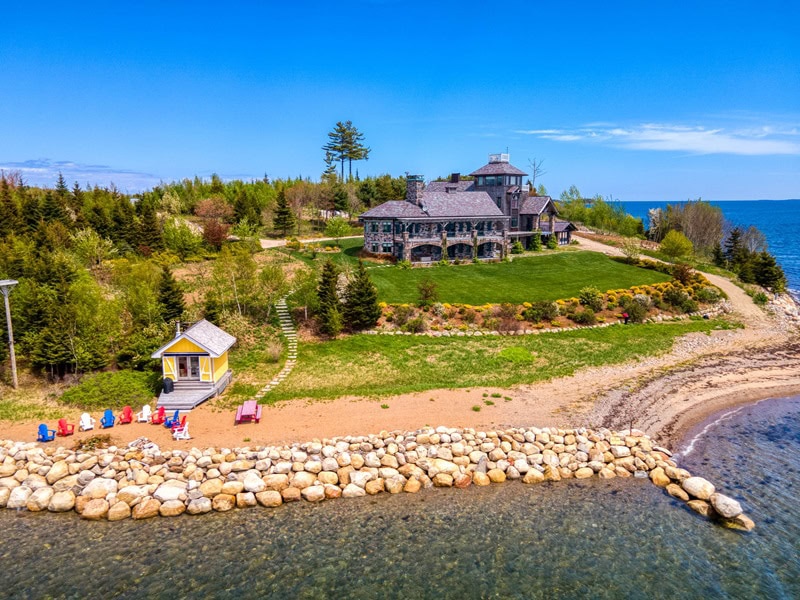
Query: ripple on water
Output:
[[1, 397, 799, 599]]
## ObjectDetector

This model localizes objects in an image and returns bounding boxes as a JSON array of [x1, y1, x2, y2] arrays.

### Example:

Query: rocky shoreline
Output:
[[0, 425, 753, 530]]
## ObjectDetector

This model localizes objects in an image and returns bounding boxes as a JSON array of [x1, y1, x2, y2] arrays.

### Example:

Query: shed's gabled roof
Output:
[[520, 195, 557, 216], [151, 319, 237, 359], [469, 162, 527, 176], [360, 191, 505, 220]]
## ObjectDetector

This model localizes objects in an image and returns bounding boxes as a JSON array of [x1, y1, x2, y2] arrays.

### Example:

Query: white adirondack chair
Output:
[[136, 405, 152, 423], [79, 413, 96, 431], [172, 422, 190, 440]]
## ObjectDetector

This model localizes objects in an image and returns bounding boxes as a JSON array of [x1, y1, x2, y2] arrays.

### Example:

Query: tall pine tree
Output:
[[136, 201, 164, 254], [158, 265, 185, 322], [272, 188, 296, 236], [0, 177, 19, 238], [343, 261, 381, 331], [317, 260, 342, 336]]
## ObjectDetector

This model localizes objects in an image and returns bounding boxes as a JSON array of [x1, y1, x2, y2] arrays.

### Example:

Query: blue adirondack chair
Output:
[[100, 409, 115, 428], [164, 410, 180, 429], [37, 423, 56, 442]]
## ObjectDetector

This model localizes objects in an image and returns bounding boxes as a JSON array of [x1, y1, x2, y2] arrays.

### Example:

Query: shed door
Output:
[[199, 357, 213, 382], [163, 356, 177, 381]]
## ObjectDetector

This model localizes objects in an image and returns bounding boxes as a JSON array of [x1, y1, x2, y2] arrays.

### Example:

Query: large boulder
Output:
[[301, 485, 325, 502], [45, 461, 70, 485], [255, 491, 283, 507], [26, 487, 54, 512], [342, 483, 367, 498], [649, 467, 671, 488], [154, 484, 185, 503], [132, 498, 162, 520], [243, 472, 266, 493], [186, 497, 213, 515], [81, 499, 110, 520], [160, 500, 187, 517], [7, 486, 32, 509], [199, 479, 224, 498], [212, 494, 236, 512], [710, 493, 743, 518], [262, 474, 289, 492], [82, 478, 118, 500], [108, 501, 132, 521], [48, 490, 76, 513], [682, 477, 715, 500]]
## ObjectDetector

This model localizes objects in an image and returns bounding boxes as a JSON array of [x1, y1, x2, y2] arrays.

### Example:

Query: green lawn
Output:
[[370, 251, 671, 304], [265, 319, 735, 402]]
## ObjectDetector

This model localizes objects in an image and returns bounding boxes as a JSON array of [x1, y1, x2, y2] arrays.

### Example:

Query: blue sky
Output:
[[1, 1, 798, 200]]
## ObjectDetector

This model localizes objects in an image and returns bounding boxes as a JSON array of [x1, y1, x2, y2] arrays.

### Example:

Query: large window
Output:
[[511, 217, 518, 228], [382, 222, 392, 233], [372, 243, 380, 253], [370, 222, 378, 233], [382, 243, 393, 253]]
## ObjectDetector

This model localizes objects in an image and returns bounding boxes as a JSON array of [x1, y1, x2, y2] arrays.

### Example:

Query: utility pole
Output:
[[0, 279, 19, 389]]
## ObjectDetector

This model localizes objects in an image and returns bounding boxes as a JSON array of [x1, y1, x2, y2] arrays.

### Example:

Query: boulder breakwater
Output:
[[0, 426, 753, 530]]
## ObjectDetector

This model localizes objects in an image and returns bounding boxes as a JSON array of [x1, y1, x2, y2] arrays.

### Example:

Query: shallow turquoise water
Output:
[[1, 396, 798, 599]]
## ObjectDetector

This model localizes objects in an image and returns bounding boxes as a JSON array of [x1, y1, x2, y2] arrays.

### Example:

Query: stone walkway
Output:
[[253, 298, 297, 401]]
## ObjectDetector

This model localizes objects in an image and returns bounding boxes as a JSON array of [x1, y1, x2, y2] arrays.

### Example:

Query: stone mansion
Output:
[[359, 154, 575, 262]]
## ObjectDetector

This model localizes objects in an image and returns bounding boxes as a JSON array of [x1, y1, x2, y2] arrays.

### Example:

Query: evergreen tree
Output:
[[317, 260, 342, 336], [40, 191, 69, 226], [204, 293, 221, 324], [0, 177, 19, 238], [546, 233, 558, 249], [272, 188, 296, 236], [20, 190, 42, 233], [753, 251, 786, 292], [111, 197, 137, 249], [233, 187, 262, 226], [322, 120, 371, 181], [136, 201, 164, 254], [357, 179, 378, 207], [711, 242, 725, 267], [530, 231, 542, 251], [343, 261, 381, 331], [332, 182, 349, 212], [724, 227, 746, 268], [158, 265, 185, 322]]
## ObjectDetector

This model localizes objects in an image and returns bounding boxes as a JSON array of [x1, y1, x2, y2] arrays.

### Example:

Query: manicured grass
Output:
[[265, 319, 736, 402], [370, 251, 671, 304]]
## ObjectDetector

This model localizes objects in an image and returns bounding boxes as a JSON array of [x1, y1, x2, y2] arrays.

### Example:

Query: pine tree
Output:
[[136, 201, 164, 254], [40, 191, 69, 226], [530, 231, 542, 251], [546, 233, 558, 249], [724, 227, 747, 268], [158, 265, 185, 322], [272, 188, 296, 236], [0, 177, 19, 238], [711, 242, 725, 267], [111, 197, 137, 249], [317, 260, 342, 336], [20, 190, 42, 233], [753, 251, 786, 292], [332, 182, 349, 212], [343, 261, 381, 331]]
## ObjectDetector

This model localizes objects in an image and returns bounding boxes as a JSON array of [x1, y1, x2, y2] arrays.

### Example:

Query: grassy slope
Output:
[[266, 319, 734, 402], [370, 252, 671, 304], [280, 239, 671, 304]]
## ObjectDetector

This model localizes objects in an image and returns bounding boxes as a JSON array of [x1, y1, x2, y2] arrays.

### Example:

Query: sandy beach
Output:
[[2, 237, 798, 451]]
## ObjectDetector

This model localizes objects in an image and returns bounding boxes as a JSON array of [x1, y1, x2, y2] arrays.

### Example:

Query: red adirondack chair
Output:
[[56, 418, 75, 437], [170, 415, 187, 432], [119, 405, 134, 424], [150, 406, 166, 425]]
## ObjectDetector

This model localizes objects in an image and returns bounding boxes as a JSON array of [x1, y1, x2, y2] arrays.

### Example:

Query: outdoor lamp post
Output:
[[0, 279, 19, 389]]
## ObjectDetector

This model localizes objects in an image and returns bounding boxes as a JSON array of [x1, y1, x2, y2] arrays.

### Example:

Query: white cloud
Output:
[[516, 122, 800, 155], [0, 159, 162, 192]]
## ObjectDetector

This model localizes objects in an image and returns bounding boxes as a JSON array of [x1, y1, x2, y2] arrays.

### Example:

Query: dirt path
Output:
[[259, 235, 362, 249]]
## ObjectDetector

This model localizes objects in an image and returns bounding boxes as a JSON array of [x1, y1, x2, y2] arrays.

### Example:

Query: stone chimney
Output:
[[406, 175, 425, 206]]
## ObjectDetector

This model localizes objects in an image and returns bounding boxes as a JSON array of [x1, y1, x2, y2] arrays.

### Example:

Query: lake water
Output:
[[1, 396, 798, 599], [623, 199, 800, 299]]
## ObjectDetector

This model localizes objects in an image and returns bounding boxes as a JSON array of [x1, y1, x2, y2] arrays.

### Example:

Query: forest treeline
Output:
[[0, 169, 404, 382]]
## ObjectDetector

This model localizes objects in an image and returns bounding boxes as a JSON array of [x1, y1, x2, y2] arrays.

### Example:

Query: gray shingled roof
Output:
[[360, 190, 505, 220], [152, 319, 237, 358], [425, 180, 476, 193], [469, 162, 527, 176], [520, 195, 557, 215]]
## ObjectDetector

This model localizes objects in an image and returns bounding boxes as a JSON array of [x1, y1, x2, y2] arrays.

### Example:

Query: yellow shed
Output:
[[151, 320, 237, 410]]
